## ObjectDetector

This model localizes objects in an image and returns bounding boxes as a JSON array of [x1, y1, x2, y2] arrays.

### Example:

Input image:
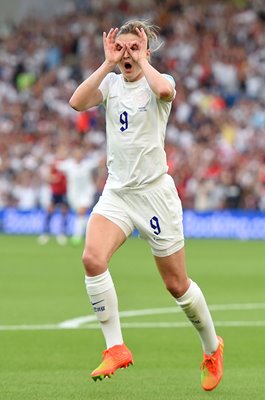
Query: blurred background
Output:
[[0, 0, 264, 239]]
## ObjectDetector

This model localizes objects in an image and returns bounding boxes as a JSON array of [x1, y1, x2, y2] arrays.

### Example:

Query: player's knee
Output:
[[82, 248, 107, 275], [164, 278, 189, 299]]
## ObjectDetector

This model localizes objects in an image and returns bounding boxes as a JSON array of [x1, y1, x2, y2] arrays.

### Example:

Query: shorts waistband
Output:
[[108, 174, 171, 194]]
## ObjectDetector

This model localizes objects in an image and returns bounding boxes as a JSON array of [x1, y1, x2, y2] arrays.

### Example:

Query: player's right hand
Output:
[[103, 28, 125, 66]]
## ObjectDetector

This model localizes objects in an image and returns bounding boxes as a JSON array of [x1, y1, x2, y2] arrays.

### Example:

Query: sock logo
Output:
[[94, 306, 106, 312], [91, 299, 104, 306], [91, 299, 105, 313]]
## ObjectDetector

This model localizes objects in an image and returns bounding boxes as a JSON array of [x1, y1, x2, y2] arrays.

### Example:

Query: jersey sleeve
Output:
[[98, 72, 117, 104], [162, 73, 176, 100]]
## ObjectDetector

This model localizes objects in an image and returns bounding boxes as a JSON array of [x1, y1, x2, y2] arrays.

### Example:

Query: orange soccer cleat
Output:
[[200, 336, 224, 391], [91, 343, 133, 381]]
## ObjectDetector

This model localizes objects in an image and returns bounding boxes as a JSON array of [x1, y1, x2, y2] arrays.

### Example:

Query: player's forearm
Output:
[[69, 60, 115, 111], [138, 59, 174, 101]]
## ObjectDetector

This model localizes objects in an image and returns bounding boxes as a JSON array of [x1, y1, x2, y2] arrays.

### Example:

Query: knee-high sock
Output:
[[176, 280, 219, 354], [85, 270, 123, 349]]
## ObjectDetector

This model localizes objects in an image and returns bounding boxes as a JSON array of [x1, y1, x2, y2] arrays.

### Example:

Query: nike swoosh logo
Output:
[[91, 300, 104, 306]]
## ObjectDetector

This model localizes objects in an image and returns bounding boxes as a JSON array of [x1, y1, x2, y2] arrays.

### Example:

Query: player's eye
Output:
[[116, 44, 122, 51], [130, 44, 138, 51]]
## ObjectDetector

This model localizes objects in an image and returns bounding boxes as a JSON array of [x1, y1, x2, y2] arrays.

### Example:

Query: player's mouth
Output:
[[124, 62, 132, 72]]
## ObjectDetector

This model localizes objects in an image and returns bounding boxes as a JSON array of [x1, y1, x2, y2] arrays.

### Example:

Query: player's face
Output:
[[73, 148, 84, 163], [116, 33, 146, 82]]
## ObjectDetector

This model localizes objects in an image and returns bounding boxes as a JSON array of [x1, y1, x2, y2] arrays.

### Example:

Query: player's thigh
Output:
[[84, 213, 127, 267], [83, 188, 134, 275]]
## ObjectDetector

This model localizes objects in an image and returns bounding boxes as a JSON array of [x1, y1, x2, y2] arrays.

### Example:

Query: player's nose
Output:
[[123, 49, 130, 58]]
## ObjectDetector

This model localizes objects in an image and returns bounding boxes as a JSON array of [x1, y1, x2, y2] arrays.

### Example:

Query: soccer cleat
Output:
[[200, 336, 224, 391], [91, 343, 133, 381], [56, 234, 67, 246], [37, 234, 49, 245]]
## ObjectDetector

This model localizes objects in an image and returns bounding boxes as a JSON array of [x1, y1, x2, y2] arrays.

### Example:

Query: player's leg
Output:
[[56, 196, 68, 245], [123, 174, 223, 390], [154, 249, 224, 391], [39, 194, 67, 245], [83, 212, 127, 276], [83, 213, 133, 380], [38, 200, 55, 244], [71, 206, 88, 245], [154, 248, 218, 352]]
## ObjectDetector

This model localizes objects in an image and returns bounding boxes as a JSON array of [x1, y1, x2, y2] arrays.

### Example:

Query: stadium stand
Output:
[[0, 0, 264, 213]]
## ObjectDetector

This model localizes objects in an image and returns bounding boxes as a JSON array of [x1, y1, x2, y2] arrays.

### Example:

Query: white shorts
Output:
[[68, 191, 94, 211], [91, 174, 184, 257]]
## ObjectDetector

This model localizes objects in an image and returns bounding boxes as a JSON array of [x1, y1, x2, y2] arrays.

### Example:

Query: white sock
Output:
[[85, 270, 123, 349], [176, 280, 218, 354]]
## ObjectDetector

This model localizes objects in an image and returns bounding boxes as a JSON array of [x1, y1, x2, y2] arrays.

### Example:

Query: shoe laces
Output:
[[202, 355, 217, 375]]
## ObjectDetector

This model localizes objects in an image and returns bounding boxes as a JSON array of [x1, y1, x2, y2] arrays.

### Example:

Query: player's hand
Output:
[[103, 28, 126, 66], [125, 27, 149, 64]]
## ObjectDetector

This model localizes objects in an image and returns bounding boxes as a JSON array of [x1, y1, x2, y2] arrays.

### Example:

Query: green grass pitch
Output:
[[0, 235, 264, 400]]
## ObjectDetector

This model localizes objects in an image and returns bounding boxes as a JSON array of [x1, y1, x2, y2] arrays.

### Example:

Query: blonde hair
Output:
[[117, 20, 161, 51]]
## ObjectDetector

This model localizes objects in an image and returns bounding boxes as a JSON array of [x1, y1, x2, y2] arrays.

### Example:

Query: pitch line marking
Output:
[[58, 302, 265, 328], [1, 321, 265, 331], [0, 302, 265, 331]]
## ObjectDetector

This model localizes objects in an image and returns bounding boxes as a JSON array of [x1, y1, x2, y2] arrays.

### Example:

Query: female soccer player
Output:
[[69, 20, 224, 391]]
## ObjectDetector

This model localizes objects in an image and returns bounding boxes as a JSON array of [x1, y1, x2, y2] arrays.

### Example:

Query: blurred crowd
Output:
[[0, 0, 264, 212]]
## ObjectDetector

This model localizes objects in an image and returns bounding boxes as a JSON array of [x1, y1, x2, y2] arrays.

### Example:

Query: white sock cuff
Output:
[[85, 270, 114, 296], [176, 279, 201, 308]]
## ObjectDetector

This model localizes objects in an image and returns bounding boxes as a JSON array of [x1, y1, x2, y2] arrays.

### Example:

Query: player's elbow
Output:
[[69, 97, 85, 112], [159, 87, 174, 101]]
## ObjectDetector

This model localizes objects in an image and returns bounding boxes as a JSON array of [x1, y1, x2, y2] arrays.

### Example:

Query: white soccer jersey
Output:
[[99, 73, 175, 190], [57, 158, 97, 210]]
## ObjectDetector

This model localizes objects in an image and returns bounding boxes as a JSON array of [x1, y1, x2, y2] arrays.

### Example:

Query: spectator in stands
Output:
[[12, 170, 39, 210], [38, 146, 69, 245], [57, 146, 100, 245], [0, 0, 264, 215]]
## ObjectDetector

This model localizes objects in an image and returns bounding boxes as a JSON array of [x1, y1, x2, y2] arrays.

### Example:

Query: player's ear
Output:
[[147, 48, 151, 60]]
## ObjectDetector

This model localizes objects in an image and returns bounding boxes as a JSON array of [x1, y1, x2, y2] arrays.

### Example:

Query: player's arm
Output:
[[69, 62, 113, 111], [69, 28, 126, 111], [138, 59, 175, 101], [126, 28, 175, 102]]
